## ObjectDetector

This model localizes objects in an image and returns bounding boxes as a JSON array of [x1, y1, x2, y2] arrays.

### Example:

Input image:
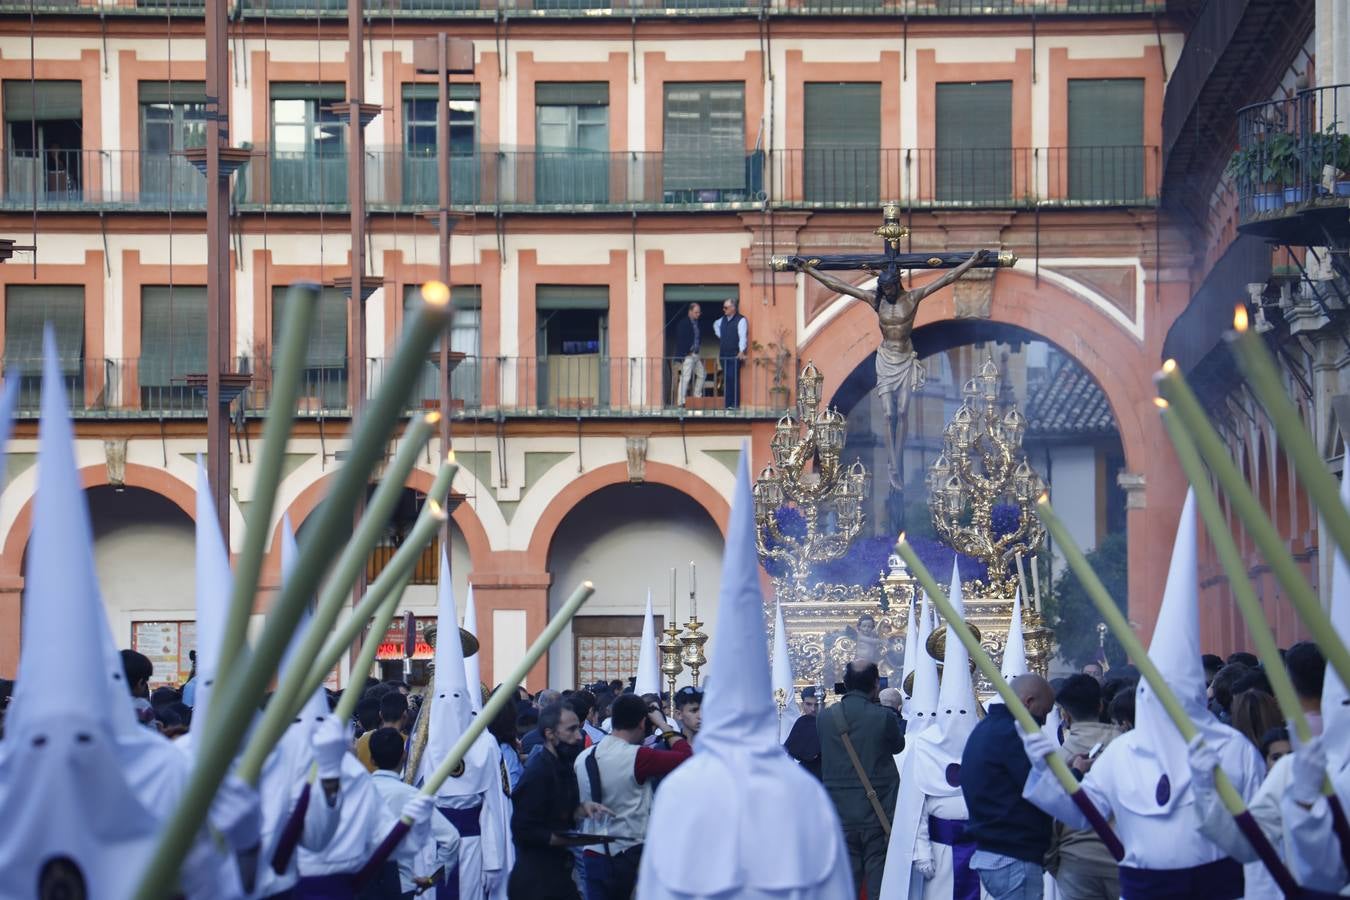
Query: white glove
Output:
[[483, 869, 503, 894], [915, 858, 936, 880], [312, 716, 350, 781], [1015, 721, 1054, 772], [403, 793, 435, 825], [1289, 735, 1328, 808], [1186, 734, 1219, 793], [210, 774, 262, 851]]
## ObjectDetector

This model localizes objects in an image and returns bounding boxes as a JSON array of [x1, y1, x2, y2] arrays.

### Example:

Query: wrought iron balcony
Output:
[[1233, 84, 1350, 238], [3, 0, 1163, 17], [5, 354, 795, 419], [0, 144, 1159, 212]]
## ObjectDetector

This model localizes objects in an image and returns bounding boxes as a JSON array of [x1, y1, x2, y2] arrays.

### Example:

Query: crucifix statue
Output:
[[772, 202, 1016, 511]]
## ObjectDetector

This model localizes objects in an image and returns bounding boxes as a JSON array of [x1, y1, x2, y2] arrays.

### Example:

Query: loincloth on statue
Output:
[[875, 344, 925, 399]]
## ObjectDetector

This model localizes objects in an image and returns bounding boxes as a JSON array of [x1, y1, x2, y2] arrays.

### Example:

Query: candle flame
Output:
[[425, 412, 442, 425], [426, 499, 447, 521], [1233, 304, 1249, 333], [897, 531, 907, 546], [1154, 397, 1169, 409], [1037, 491, 1050, 504], [421, 280, 451, 306], [1161, 359, 1177, 375], [446, 449, 456, 465], [583, 580, 595, 590]]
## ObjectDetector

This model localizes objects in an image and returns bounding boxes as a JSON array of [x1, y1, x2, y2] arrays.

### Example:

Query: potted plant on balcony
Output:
[[1225, 144, 1279, 212], [1265, 131, 1304, 204], [751, 329, 793, 411], [1307, 126, 1350, 196]]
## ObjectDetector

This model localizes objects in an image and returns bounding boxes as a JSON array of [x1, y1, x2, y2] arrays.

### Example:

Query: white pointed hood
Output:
[[462, 585, 482, 713], [990, 588, 1028, 707], [641, 445, 847, 896], [773, 597, 801, 742], [1322, 472, 1350, 773], [899, 589, 918, 703], [279, 516, 330, 733], [905, 591, 939, 724], [422, 548, 495, 796], [0, 330, 159, 895], [191, 457, 233, 733], [1123, 490, 1228, 816], [634, 589, 662, 696]]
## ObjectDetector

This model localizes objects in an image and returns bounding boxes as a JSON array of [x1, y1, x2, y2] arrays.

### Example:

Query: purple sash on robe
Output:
[[272, 782, 313, 873], [294, 873, 355, 900], [1117, 857, 1242, 900], [437, 804, 483, 837], [928, 815, 980, 900]]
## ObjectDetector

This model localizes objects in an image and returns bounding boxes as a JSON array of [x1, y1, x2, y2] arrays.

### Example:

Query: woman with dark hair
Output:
[[489, 692, 524, 792], [1230, 689, 1282, 751]]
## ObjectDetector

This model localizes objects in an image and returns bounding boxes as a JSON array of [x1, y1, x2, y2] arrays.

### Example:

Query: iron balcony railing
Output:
[[2, 355, 793, 418], [1233, 84, 1350, 225], [0, 145, 1159, 212], [2, 0, 1164, 16]]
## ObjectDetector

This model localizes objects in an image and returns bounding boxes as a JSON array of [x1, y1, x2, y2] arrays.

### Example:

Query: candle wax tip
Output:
[[421, 281, 451, 305], [1233, 304, 1249, 332], [426, 412, 442, 425], [1153, 397, 1169, 409], [1161, 359, 1177, 375]]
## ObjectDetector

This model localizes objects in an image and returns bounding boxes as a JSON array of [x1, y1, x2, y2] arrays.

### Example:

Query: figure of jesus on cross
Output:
[[773, 203, 1016, 499]]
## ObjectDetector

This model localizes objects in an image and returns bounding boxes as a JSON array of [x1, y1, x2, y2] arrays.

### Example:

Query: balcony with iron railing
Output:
[[0, 144, 1160, 213], [0, 0, 1164, 17], [4, 354, 793, 419], [1232, 84, 1350, 239]]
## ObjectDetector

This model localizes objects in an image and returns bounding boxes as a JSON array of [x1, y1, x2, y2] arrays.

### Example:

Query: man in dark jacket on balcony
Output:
[[672, 302, 705, 406]]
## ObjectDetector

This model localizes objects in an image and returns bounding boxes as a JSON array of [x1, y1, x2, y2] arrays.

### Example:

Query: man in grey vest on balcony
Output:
[[713, 298, 747, 409], [574, 693, 693, 900]]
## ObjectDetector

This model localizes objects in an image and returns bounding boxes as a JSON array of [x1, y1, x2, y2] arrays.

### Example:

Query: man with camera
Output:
[[574, 693, 694, 900]]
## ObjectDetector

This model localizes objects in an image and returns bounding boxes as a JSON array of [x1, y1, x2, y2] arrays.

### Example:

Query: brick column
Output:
[[470, 556, 553, 692]]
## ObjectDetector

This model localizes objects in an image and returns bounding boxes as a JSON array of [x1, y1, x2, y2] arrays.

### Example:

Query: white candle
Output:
[[1030, 555, 1042, 614], [690, 562, 697, 620], [670, 568, 677, 627]]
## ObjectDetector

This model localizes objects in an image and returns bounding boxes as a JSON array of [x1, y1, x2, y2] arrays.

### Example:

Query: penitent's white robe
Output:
[[909, 793, 990, 900]]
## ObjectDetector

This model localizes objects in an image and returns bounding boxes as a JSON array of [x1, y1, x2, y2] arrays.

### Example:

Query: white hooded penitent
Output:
[[773, 597, 801, 742], [990, 588, 1028, 707], [0, 330, 161, 897], [463, 585, 482, 713], [905, 590, 939, 725], [190, 456, 234, 735], [634, 589, 663, 697], [636, 445, 854, 899], [899, 589, 918, 704], [1322, 470, 1350, 775]]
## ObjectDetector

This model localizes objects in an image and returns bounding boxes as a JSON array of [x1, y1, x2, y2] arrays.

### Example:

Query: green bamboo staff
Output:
[[1156, 361, 1350, 691], [332, 568, 416, 725], [1227, 306, 1350, 567], [1156, 400, 1324, 749], [1036, 495, 1301, 897], [133, 283, 455, 900], [893, 539, 1125, 862], [232, 429, 444, 785], [236, 472, 453, 784], [354, 580, 597, 886], [216, 282, 319, 687]]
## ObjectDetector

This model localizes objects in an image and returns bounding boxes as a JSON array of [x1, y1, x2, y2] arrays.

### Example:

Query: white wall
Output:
[[1044, 445, 1099, 570], [546, 483, 724, 689], [85, 487, 196, 648]]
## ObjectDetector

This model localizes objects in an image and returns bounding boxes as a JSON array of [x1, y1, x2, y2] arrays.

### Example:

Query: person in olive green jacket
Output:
[[818, 659, 906, 899]]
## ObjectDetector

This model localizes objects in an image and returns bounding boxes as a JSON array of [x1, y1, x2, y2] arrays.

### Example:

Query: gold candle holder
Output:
[[659, 622, 685, 717], [680, 617, 709, 687]]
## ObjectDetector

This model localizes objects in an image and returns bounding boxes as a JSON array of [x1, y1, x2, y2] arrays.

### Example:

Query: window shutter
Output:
[[140, 286, 207, 387], [535, 82, 609, 107], [401, 83, 481, 102], [935, 81, 1013, 204], [536, 285, 609, 311], [663, 83, 745, 192], [273, 287, 347, 366], [4, 285, 83, 373], [137, 81, 208, 105], [3, 80, 82, 121], [270, 82, 345, 101], [1067, 79, 1145, 202], [663, 284, 738, 304], [803, 83, 881, 204]]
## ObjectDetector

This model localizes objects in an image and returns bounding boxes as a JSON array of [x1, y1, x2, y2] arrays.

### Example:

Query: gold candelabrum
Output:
[[658, 622, 685, 718], [926, 357, 1054, 679], [754, 360, 869, 598]]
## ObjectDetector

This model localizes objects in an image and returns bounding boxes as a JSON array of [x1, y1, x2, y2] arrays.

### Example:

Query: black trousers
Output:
[[507, 848, 579, 900], [721, 357, 741, 408]]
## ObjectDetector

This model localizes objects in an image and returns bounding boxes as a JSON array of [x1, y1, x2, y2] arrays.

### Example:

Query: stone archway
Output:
[[796, 268, 1185, 643]]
